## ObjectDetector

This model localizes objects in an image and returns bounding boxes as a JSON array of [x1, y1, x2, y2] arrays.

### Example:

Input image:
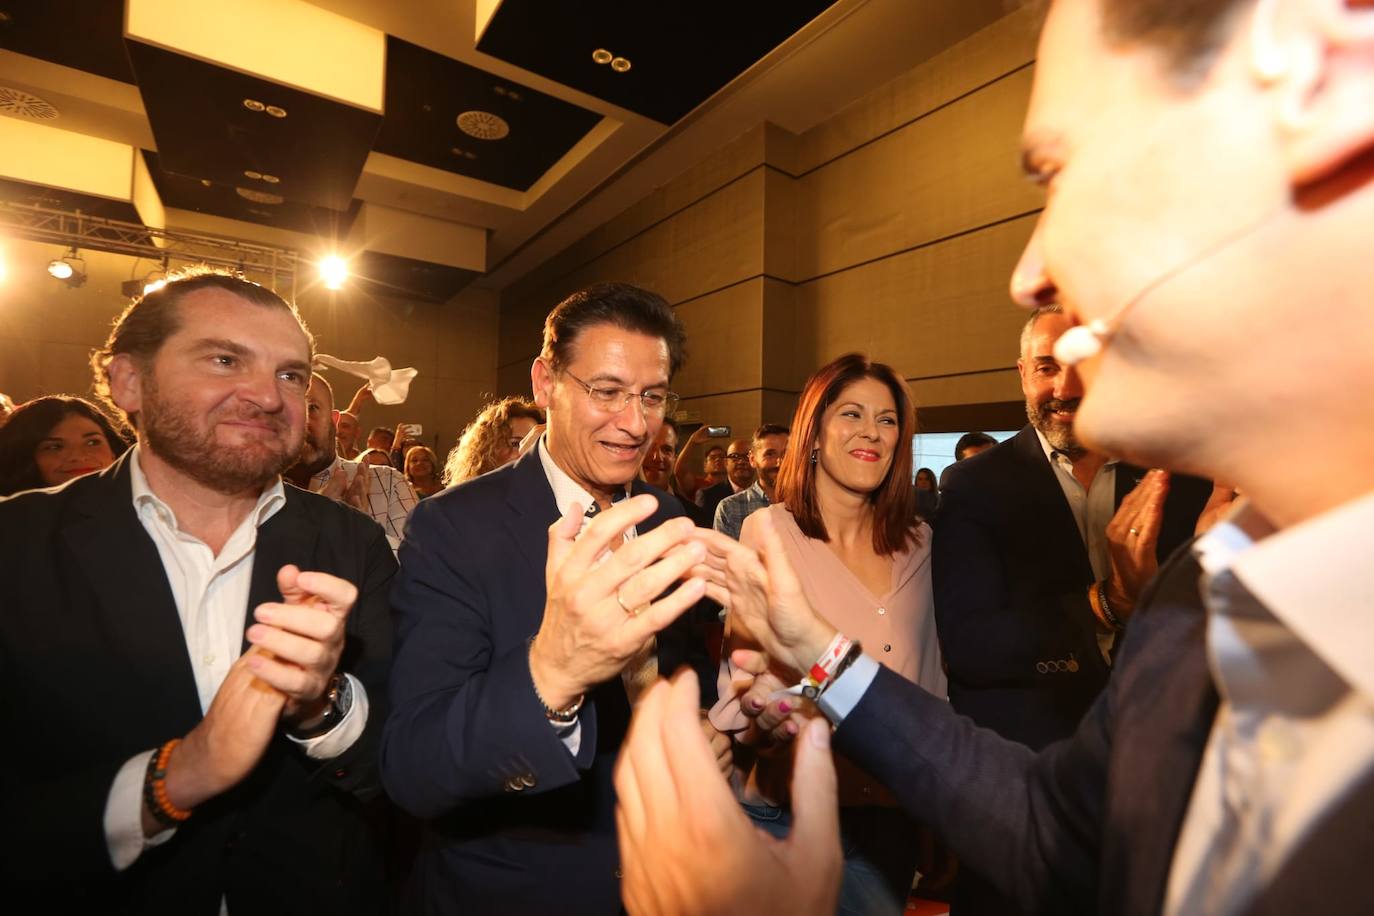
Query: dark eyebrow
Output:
[[190, 337, 252, 356], [1033, 355, 1059, 365], [278, 358, 313, 375]]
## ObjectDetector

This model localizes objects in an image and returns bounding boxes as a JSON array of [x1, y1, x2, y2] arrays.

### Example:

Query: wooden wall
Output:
[[495, 6, 1043, 435]]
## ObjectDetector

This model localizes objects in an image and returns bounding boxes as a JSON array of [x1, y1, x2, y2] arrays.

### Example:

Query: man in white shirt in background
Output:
[[614, 0, 1374, 914], [286, 372, 418, 554], [0, 270, 395, 914]]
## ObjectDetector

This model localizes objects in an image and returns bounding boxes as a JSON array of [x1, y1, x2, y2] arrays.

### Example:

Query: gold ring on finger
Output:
[[616, 589, 639, 617], [1128, 527, 1141, 536]]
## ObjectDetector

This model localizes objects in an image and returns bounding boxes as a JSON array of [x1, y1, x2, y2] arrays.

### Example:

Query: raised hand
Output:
[[245, 565, 355, 724], [615, 670, 841, 916], [1105, 469, 1170, 619], [528, 494, 707, 710]]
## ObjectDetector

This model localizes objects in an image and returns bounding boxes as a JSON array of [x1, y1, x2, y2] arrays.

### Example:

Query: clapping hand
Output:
[[615, 670, 841, 916]]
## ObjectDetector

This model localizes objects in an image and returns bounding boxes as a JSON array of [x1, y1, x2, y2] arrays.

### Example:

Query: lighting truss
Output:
[[0, 201, 300, 300]]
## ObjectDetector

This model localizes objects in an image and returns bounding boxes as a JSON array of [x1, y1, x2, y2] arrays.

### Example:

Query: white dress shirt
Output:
[[535, 437, 636, 755], [1164, 492, 1374, 916], [103, 447, 369, 871], [309, 455, 417, 553], [1036, 429, 1119, 660]]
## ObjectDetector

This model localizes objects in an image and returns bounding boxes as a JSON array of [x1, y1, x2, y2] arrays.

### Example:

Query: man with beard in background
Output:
[[932, 304, 1209, 913], [0, 270, 395, 914]]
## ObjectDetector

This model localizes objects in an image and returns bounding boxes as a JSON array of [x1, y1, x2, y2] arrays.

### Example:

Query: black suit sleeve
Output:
[[834, 665, 1106, 914], [933, 464, 1102, 688], [380, 497, 595, 819]]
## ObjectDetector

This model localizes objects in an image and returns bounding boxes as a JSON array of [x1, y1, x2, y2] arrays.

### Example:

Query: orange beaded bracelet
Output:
[[143, 738, 193, 828]]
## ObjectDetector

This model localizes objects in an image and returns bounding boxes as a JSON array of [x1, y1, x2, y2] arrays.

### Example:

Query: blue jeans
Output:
[[741, 804, 917, 916]]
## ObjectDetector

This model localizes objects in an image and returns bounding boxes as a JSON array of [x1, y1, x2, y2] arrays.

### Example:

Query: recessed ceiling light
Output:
[[492, 87, 506, 97], [611, 56, 631, 73], [243, 98, 265, 112], [261, 174, 279, 184], [456, 110, 509, 140], [265, 105, 287, 119], [450, 146, 465, 156], [244, 169, 263, 180], [200, 178, 212, 187], [464, 151, 477, 160], [592, 49, 613, 65]]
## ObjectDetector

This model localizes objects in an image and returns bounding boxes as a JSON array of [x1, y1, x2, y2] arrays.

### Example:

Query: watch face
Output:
[[333, 674, 353, 715]]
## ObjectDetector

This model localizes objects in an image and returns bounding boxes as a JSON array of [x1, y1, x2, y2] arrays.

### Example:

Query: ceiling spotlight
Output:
[[244, 169, 263, 180], [265, 105, 287, 118], [610, 56, 631, 73], [592, 49, 613, 65], [261, 173, 280, 184], [47, 249, 86, 287], [243, 98, 265, 112], [320, 255, 348, 291]]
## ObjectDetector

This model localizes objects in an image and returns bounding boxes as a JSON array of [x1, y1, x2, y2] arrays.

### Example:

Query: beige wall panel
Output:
[[761, 389, 801, 429], [675, 389, 763, 438], [796, 6, 1041, 174], [672, 279, 764, 399], [435, 299, 500, 384], [761, 167, 800, 282], [796, 67, 1041, 280], [511, 126, 771, 300], [40, 341, 104, 398], [0, 337, 44, 403], [496, 359, 533, 399], [760, 278, 801, 392], [430, 378, 506, 456], [496, 295, 557, 369], [908, 368, 1022, 410], [794, 213, 1035, 389]]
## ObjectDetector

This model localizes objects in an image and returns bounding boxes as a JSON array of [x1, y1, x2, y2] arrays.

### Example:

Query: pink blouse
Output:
[[713, 503, 946, 807]]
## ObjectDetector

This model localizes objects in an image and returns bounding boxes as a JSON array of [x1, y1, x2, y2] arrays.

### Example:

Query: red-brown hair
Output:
[[775, 353, 918, 556]]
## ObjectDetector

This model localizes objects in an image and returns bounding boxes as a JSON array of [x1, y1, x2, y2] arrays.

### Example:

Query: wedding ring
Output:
[[1128, 527, 1141, 536], [616, 589, 639, 617]]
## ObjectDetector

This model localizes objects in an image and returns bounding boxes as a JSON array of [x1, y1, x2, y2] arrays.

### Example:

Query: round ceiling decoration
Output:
[[234, 187, 285, 205], [0, 87, 59, 120], [456, 110, 510, 141]]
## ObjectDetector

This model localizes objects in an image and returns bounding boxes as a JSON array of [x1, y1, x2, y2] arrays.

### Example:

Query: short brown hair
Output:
[[540, 282, 687, 378], [90, 267, 310, 427], [775, 353, 919, 557]]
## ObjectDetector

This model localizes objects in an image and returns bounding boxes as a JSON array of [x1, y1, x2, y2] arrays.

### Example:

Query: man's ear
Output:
[[531, 358, 553, 409], [1255, 0, 1374, 186], [107, 354, 144, 417]]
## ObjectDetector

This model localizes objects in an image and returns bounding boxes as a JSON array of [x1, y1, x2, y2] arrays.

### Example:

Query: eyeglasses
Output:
[[562, 369, 680, 417]]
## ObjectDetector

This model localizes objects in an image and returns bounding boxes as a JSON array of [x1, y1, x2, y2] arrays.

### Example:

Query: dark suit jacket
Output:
[[0, 453, 396, 915], [697, 479, 734, 526], [381, 449, 715, 915], [838, 547, 1374, 915], [934, 425, 1210, 750]]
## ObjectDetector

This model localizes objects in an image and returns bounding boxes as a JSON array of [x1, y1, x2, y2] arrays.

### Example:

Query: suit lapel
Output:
[[1011, 426, 1095, 582], [501, 450, 559, 587], [62, 455, 202, 726]]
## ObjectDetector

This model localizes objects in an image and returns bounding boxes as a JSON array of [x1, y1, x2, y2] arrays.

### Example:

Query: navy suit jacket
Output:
[[838, 547, 1374, 915], [934, 425, 1210, 749], [382, 449, 715, 915], [0, 453, 396, 915]]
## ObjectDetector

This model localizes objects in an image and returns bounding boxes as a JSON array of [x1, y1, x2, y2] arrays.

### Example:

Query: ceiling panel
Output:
[[0, 175, 141, 223], [374, 37, 601, 192], [476, 0, 836, 125], [126, 40, 381, 212], [352, 249, 479, 303], [0, 0, 135, 84], [142, 151, 360, 238]]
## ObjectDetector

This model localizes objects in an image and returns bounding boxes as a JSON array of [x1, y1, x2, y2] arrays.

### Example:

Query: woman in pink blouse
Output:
[[715, 352, 946, 915]]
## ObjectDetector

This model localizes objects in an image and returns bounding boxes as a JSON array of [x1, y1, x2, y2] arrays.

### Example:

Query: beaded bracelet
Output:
[[143, 738, 193, 829]]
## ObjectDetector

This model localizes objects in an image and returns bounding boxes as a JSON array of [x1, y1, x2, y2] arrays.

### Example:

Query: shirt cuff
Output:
[[549, 716, 582, 757], [287, 674, 369, 759], [816, 654, 881, 725], [104, 750, 175, 871]]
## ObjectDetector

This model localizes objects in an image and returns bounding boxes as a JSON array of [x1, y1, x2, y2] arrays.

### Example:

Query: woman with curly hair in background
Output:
[[442, 396, 545, 486]]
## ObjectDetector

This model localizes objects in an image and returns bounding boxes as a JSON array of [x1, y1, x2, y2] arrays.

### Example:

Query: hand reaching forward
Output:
[[318, 463, 368, 513], [688, 512, 836, 676], [245, 564, 355, 725], [529, 494, 707, 709], [616, 670, 841, 916]]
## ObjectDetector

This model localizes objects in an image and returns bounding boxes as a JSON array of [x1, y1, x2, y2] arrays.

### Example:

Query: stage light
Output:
[[47, 248, 87, 287], [320, 255, 348, 290]]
